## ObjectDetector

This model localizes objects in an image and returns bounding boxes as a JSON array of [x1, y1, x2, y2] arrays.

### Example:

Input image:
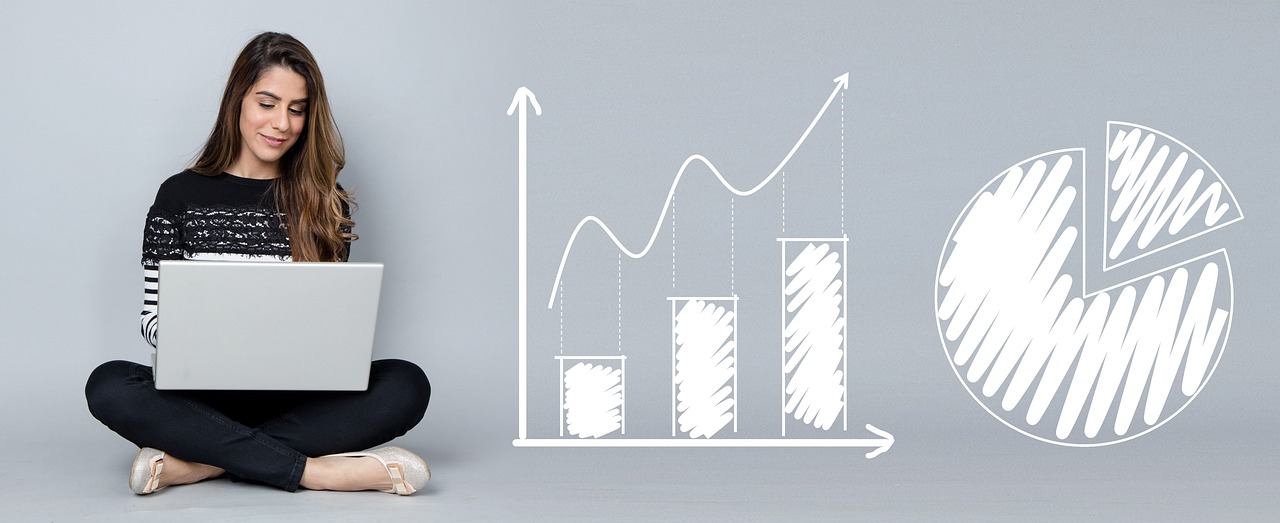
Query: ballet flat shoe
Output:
[[323, 446, 430, 495], [129, 447, 166, 495]]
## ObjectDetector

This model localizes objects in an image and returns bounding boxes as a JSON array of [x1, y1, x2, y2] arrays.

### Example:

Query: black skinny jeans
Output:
[[85, 359, 430, 492]]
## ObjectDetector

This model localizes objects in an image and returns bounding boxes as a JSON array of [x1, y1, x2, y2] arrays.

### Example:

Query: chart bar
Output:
[[669, 296, 738, 439], [779, 237, 849, 435], [557, 355, 627, 438]]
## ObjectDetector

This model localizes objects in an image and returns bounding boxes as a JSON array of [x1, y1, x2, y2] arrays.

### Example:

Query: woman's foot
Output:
[[130, 448, 224, 494], [301, 447, 429, 495]]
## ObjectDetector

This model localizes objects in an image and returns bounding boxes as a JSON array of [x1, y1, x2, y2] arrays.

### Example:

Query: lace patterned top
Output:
[[140, 170, 294, 348]]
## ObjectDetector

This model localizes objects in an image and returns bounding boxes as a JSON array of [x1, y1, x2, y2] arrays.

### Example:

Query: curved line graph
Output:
[[544, 73, 851, 307]]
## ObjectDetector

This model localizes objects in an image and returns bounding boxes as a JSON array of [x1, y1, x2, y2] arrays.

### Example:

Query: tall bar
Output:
[[778, 237, 849, 436]]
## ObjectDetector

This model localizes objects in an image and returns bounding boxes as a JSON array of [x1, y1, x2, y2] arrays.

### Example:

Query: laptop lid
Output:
[[155, 260, 383, 391]]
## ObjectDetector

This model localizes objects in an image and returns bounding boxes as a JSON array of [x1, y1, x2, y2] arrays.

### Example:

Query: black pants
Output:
[[85, 359, 430, 492]]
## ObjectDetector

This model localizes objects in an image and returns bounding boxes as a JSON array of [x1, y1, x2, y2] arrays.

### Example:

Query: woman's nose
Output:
[[272, 108, 290, 131]]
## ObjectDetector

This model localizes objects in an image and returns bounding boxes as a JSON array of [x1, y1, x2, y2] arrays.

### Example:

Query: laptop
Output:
[[154, 260, 383, 391]]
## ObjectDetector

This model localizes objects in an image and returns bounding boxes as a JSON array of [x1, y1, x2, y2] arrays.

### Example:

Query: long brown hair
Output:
[[192, 31, 355, 262]]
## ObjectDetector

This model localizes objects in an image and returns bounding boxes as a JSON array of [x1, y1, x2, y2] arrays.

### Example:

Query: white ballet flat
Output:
[[129, 447, 166, 495], [322, 446, 430, 495]]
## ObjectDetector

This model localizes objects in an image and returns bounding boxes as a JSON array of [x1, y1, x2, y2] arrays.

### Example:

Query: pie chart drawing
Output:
[[935, 122, 1242, 446]]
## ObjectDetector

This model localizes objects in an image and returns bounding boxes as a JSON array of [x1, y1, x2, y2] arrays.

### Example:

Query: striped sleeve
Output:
[[140, 209, 182, 348], [141, 264, 160, 347]]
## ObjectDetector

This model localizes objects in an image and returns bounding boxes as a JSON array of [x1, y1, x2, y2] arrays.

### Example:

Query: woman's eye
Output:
[[259, 103, 275, 109], [289, 108, 304, 116]]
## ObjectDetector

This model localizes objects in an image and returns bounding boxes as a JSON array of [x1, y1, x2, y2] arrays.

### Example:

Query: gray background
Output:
[[2, 1, 1277, 521]]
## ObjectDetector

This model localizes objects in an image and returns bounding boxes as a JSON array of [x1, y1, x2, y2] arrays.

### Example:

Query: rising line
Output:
[[545, 73, 851, 307]]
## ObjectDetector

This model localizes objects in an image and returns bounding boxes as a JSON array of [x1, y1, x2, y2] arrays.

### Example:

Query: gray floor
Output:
[[8, 418, 1277, 522]]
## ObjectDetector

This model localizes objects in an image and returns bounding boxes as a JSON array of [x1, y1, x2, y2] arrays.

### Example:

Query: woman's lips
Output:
[[260, 134, 286, 147]]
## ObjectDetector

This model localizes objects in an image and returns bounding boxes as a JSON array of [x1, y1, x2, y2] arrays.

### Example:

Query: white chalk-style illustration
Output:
[[936, 123, 1240, 446], [1104, 122, 1242, 270], [510, 87, 541, 440], [559, 356, 626, 438], [512, 76, 893, 456], [541, 73, 851, 309], [780, 239, 848, 435], [671, 297, 738, 439]]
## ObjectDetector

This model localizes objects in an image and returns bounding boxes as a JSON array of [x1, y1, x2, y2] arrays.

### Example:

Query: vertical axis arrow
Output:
[[508, 87, 541, 440]]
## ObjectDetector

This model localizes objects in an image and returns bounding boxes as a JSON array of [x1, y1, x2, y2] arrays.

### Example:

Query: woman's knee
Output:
[[370, 359, 430, 422], [84, 360, 144, 423]]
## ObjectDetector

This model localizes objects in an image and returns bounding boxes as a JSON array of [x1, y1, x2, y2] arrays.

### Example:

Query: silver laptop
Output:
[[155, 260, 383, 391]]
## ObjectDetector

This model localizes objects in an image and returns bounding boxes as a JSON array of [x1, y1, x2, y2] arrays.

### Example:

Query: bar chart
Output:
[[512, 74, 893, 456]]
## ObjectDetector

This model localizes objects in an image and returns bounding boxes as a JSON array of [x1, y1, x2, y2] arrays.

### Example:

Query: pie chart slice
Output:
[[1104, 121, 1243, 270], [936, 134, 1237, 447]]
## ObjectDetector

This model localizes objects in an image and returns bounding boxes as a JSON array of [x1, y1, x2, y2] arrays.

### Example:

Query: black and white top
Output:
[[140, 171, 292, 348]]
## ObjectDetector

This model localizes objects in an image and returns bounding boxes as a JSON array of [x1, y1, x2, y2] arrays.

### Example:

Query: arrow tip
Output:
[[834, 73, 850, 90], [863, 423, 893, 459], [508, 86, 543, 116]]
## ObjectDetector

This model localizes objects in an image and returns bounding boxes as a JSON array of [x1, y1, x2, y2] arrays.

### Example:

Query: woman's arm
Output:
[[140, 200, 183, 348]]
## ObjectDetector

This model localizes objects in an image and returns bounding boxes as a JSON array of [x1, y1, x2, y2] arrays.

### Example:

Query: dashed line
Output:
[[781, 170, 787, 234], [617, 252, 623, 352], [840, 90, 845, 236], [672, 195, 677, 289], [730, 196, 736, 294], [558, 278, 565, 354]]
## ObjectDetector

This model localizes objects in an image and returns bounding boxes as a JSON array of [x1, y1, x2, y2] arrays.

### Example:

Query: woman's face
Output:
[[233, 66, 308, 178]]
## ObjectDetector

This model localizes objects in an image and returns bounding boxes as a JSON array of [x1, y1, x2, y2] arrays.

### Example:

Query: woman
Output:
[[85, 32, 431, 495]]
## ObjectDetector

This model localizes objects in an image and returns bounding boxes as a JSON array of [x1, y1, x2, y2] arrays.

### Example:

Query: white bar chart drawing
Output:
[[558, 355, 626, 438], [670, 297, 738, 439], [512, 75, 894, 456], [779, 238, 849, 436]]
